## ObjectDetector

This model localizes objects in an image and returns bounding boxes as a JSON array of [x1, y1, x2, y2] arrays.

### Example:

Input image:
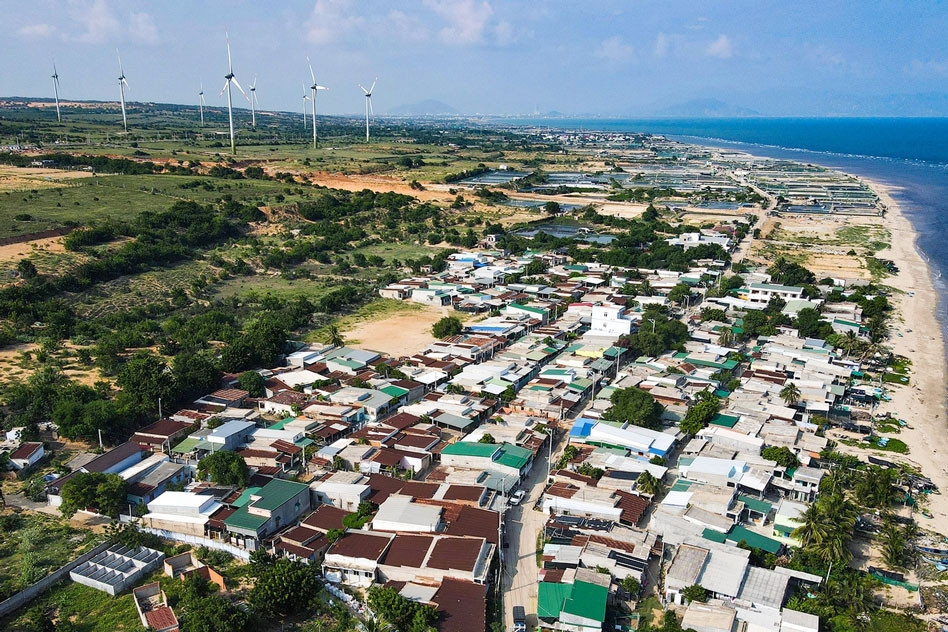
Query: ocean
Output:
[[510, 117, 948, 339]]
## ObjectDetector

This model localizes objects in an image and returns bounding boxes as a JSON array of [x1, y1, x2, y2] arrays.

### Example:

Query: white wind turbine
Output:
[[249, 75, 259, 128], [51, 59, 62, 122], [306, 57, 329, 149], [301, 81, 310, 128], [198, 81, 206, 126], [116, 50, 129, 132], [219, 33, 249, 155], [359, 77, 377, 142]]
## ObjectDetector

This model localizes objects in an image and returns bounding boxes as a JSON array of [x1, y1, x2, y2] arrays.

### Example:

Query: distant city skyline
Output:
[[3, 0, 948, 117]]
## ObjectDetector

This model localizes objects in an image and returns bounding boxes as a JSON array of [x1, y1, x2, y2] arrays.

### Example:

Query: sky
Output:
[[3, 0, 948, 117]]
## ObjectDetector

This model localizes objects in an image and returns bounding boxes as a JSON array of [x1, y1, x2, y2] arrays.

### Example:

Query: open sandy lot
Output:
[[341, 304, 455, 357], [0, 165, 94, 191]]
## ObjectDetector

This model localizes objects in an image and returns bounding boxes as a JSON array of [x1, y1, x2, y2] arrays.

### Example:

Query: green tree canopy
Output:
[[238, 371, 266, 398], [761, 446, 800, 469], [602, 387, 664, 430], [367, 586, 438, 632], [59, 472, 127, 518], [679, 396, 719, 435], [197, 451, 248, 487], [432, 316, 463, 338], [116, 351, 176, 415], [250, 557, 321, 618]]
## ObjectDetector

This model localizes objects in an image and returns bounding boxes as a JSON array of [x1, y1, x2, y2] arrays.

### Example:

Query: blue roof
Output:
[[570, 417, 596, 438]]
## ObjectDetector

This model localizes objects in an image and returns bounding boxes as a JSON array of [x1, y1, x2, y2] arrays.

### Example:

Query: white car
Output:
[[509, 490, 526, 506]]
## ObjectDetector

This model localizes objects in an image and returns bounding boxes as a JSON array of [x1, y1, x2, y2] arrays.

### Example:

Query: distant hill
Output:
[[656, 98, 760, 118], [387, 99, 458, 116]]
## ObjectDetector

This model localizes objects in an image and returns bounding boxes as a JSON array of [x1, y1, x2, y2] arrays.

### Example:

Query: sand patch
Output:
[[0, 165, 94, 191], [342, 304, 456, 357]]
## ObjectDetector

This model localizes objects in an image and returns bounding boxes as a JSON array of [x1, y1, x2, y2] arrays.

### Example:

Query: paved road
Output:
[[500, 436, 557, 632]]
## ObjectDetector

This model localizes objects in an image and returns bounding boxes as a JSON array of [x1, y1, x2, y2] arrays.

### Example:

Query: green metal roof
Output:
[[496, 444, 532, 470], [379, 385, 409, 398], [440, 442, 499, 458], [171, 437, 201, 454], [231, 486, 262, 508], [224, 504, 268, 532], [562, 580, 608, 623], [737, 494, 773, 515], [727, 525, 783, 554], [538, 582, 572, 620], [710, 413, 740, 428], [702, 528, 728, 544], [250, 479, 309, 512], [670, 478, 693, 492]]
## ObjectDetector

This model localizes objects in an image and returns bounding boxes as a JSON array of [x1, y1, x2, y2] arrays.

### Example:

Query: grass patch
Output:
[[866, 256, 893, 280], [634, 596, 663, 627], [883, 372, 910, 386], [841, 437, 909, 454], [0, 512, 105, 602]]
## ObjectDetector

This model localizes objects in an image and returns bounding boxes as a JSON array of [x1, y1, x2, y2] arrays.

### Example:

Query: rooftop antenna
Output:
[[220, 32, 250, 155], [116, 49, 129, 132], [51, 59, 62, 122], [198, 81, 206, 126], [307, 57, 329, 149], [249, 75, 258, 127], [358, 77, 377, 142]]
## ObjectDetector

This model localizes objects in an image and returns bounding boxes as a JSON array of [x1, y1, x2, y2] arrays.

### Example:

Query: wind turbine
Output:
[[301, 81, 310, 128], [306, 57, 329, 149], [249, 75, 259, 127], [220, 32, 249, 155], [51, 60, 62, 122], [116, 50, 129, 132], [359, 77, 377, 141], [198, 82, 206, 126]]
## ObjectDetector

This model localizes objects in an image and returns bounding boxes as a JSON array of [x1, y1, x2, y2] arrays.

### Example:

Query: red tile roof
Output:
[[443, 506, 499, 544], [303, 505, 351, 532], [433, 578, 486, 632], [144, 606, 178, 631], [442, 485, 485, 503], [426, 537, 483, 572], [136, 419, 193, 438], [613, 490, 650, 525], [380, 534, 434, 568], [328, 532, 392, 561], [9, 442, 42, 461]]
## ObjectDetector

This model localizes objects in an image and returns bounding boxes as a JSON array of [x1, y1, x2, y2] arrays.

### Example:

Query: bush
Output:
[[432, 316, 463, 338]]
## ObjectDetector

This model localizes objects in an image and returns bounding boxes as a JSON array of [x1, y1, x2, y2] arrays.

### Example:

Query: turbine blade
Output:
[[231, 76, 249, 99], [251, 74, 257, 89], [116, 48, 123, 75], [369, 97, 374, 115], [359, 84, 368, 94], [369, 77, 377, 94], [220, 81, 229, 97], [307, 56, 316, 84], [315, 85, 329, 91], [225, 33, 232, 72]]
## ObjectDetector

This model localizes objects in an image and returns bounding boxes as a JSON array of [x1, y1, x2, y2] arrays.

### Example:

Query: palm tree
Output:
[[844, 330, 858, 357], [326, 324, 345, 348], [717, 327, 734, 347], [793, 502, 831, 547], [361, 617, 394, 632], [637, 471, 662, 496], [780, 382, 801, 407]]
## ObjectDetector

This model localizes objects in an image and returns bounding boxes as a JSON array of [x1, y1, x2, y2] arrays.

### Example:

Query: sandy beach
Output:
[[862, 178, 948, 535]]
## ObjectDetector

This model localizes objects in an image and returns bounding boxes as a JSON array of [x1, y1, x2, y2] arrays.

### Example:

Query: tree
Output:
[[636, 471, 661, 496], [620, 576, 641, 597], [681, 584, 709, 603], [116, 351, 176, 415], [794, 308, 831, 339], [173, 353, 222, 402], [761, 446, 800, 469], [250, 557, 321, 617], [325, 324, 345, 348], [59, 472, 127, 518], [544, 201, 561, 215], [679, 396, 719, 436], [881, 520, 909, 568], [367, 586, 438, 632], [197, 451, 248, 487], [602, 387, 664, 430], [667, 283, 692, 305], [780, 382, 801, 407], [238, 371, 266, 398], [717, 327, 734, 347], [180, 594, 250, 632], [478, 433, 495, 444], [432, 316, 463, 338], [843, 330, 859, 357], [326, 528, 346, 543]]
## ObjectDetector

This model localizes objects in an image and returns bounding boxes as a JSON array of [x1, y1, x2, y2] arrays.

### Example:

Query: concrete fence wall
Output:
[[0, 539, 113, 619]]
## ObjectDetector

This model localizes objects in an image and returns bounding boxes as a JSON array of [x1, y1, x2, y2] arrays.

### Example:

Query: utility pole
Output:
[[98, 428, 104, 450]]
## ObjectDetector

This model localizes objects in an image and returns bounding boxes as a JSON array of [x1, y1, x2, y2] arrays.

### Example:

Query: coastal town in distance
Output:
[[2, 4, 948, 632]]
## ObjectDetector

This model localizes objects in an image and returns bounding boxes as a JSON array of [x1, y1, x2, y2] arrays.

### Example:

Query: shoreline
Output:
[[843, 176, 948, 533]]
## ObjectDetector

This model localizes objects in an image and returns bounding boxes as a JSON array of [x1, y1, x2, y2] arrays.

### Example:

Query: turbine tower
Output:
[[220, 32, 249, 155], [51, 60, 62, 122], [116, 50, 129, 132], [359, 77, 377, 141], [301, 81, 310, 128], [249, 75, 258, 127], [307, 57, 329, 149], [198, 82, 206, 126]]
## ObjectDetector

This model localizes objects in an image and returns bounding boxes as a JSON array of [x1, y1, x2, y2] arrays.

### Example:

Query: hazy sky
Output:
[[3, 0, 948, 116]]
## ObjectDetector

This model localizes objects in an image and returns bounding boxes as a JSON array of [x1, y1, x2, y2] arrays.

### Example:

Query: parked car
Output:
[[512, 606, 526, 632], [509, 490, 526, 506]]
